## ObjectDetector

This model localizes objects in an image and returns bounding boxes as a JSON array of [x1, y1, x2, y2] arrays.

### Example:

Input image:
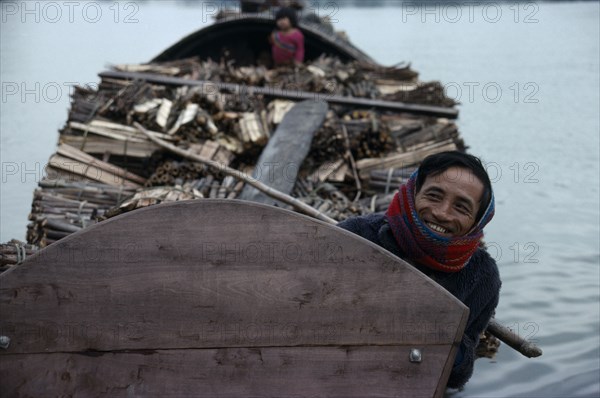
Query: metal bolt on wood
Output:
[[409, 348, 422, 363]]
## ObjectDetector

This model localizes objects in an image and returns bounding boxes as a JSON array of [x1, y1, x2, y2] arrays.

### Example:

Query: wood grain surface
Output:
[[0, 199, 468, 397], [1, 346, 451, 398]]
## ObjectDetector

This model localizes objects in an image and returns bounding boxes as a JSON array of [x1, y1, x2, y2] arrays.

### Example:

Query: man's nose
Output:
[[431, 201, 452, 221]]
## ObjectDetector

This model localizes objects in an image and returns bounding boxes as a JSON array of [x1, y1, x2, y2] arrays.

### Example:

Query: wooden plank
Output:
[[0, 346, 452, 398], [239, 100, 328, 205], [81, 119, 173, 141], [98, 70, 460, 119], [69, 121, 149, 143], [188, 141, 234, 167], [1, 200, 466, 353], [88, 119, 174, 140], [48, 154, 140, 188], [57, 144, 146, 185], [0, 200, 468, 396], [59, 135, 159, 158]]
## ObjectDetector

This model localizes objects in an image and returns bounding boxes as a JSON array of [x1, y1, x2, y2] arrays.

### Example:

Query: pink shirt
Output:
[[271, 29, 305, 65]]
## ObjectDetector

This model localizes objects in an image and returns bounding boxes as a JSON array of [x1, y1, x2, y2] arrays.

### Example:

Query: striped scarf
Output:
[[385, 171, 495, 273]]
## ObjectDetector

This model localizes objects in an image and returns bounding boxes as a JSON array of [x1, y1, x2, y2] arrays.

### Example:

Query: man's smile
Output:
[[426, 221, 451, 235]]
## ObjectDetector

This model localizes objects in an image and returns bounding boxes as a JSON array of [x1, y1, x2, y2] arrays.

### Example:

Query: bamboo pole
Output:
[[134, 122, 336, 224]]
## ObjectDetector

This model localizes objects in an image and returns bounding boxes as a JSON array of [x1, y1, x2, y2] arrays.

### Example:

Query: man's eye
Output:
[[456, 204, 471, 215]]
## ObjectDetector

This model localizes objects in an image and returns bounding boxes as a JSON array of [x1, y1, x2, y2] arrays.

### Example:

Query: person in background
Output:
[[269, 7, 305, 66], [337, 151, 501, 389]]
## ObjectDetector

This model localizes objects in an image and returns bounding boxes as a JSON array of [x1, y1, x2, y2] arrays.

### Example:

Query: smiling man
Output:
[[337, 151, 500, 389]]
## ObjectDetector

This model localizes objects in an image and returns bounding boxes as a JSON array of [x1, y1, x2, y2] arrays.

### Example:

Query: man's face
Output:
[[414, 166, 485, 237]]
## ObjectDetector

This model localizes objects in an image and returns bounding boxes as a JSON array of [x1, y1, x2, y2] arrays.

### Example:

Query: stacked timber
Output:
[[22, 55, 464, 249], [26, 144, 141, 247], [27, 177, 139, 247]]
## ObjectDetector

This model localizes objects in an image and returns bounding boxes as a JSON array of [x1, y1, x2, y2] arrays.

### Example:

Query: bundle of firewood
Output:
[[26, 143, 142, 247], [0, 240, 38, 272], [26, 177, 138, 247]]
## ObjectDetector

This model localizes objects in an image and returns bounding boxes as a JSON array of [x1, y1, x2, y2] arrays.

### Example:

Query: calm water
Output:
[[1, 1, 599, 397]]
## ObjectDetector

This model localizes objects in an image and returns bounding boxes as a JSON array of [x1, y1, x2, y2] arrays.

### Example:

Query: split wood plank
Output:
[[88, 119, 174, 141], [188, 141, 234, 167], [69, 121, 152, 143], [48, 154, 140, 188], [57, 144, 145, 185], [59, 135, 158, 158]]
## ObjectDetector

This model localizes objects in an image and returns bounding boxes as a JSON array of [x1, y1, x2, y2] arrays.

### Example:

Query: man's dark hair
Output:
[[416, 151, 493, 222], [275, 7, 299, 27]]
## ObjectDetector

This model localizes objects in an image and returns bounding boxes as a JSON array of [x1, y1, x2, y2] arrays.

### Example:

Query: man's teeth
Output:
[[427, 222, 448, 234]]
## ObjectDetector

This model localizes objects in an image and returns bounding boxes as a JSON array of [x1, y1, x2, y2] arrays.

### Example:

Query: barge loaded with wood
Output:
[[0, 5, 541, 397]]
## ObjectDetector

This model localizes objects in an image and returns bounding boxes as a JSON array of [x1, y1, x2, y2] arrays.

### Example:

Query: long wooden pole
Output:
[[101, 70, 459, 119], [487, 319, 543, 358], [134, 122, 336, 224], [136, 122, 542, 359]]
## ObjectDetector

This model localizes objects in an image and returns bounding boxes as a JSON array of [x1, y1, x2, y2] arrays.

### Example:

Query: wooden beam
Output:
[[98, 70, 460, 119]]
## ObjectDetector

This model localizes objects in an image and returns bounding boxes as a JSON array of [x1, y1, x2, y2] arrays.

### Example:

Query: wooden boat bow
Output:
[[0, 199, 468, 397]]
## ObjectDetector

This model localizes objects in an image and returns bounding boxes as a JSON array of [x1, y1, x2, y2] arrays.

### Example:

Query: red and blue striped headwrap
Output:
[[385, 170, 495, 273]]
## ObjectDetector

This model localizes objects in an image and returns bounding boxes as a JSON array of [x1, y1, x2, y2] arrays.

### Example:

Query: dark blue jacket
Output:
[[337, 212, 501, 389]]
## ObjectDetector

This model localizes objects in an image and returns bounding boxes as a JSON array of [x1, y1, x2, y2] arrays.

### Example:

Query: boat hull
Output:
[[1, 200, 467, 397], [152, 15, 376, 65]]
